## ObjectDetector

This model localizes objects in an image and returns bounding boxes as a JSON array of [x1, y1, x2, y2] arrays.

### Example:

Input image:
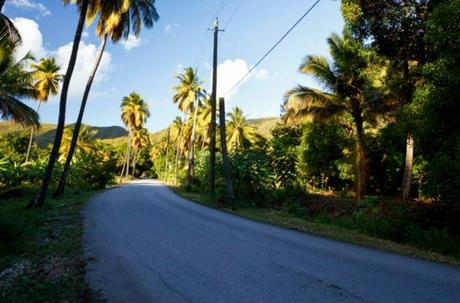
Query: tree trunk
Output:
[[132, 149, 138, 178], [174, 111, 188, 185], [186, 98, 199, 188], [219, 97, 234, 200], [29, 0, 89, 208], [201, 129, 208, 150], [125, 130, 132, 179], [163, 127, 170, 181], [25, 101, 41, 163], [401, 134, 414, 201], [0, 0, 5, 11], [54, 33, 108, 198], [353, 114, 368, 201]]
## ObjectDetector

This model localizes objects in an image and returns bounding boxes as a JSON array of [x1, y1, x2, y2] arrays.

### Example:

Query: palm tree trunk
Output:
[[54, 33, 108, 198], [25, 101, 41, 163], [29, 0, 89, 208], [354, 116, 368, 201], [201, 129, 208, 150], [163, 127, 170, 181], [174, 111, 188, 185], [219, 97, 234, 200], [132, 149, 138, 178], [125, 130, 132, 179], [186, 99, 199, 188], [401, 134, 414, 201]]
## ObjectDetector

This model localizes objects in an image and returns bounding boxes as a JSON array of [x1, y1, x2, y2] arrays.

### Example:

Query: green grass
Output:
[[0, 185, 97, 303], [171, 186, 460, 267]]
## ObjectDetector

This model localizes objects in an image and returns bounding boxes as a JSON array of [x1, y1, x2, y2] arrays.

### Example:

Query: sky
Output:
[[3, 0, 344, 132]]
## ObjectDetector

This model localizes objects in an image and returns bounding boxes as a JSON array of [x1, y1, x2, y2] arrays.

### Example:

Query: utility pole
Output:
[[219, 97, 234, 200], [209, 18, 224, 198]]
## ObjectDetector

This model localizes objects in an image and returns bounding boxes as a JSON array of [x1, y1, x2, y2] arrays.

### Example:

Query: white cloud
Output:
[[54, 41, 113, 98], [120, 34, 142, 51], [12, 17, 47, 59], [82, 31, 89, 39], [12, 18, 113, 100], [8, 0, 51, 16], [211, 59, 269, 100]]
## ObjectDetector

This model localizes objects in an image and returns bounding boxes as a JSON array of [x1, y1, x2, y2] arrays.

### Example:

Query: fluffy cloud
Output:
[[12, 17, 47, 59], [120, 34, 142, 51], [8, 0, 51, 16], [211, 59, 268, 99], [54, 41, 113, 98], [13, 17, 113, 100]]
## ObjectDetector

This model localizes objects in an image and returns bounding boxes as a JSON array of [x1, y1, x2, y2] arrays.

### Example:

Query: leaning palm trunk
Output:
[[132, 148, 138, 178], [125, 130, 132, 179], [29, 0, 89, 207], [54, 33, 108, 198], [174, 111, 188, 184], [25, 101, 42, 163], [401, 134, 414, 201], [186, 99, 199, 188]]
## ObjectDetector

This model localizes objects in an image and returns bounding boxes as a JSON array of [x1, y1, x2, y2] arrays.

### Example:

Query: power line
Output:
[[224, 0, 321, 97], [223, 0, 242, 29]]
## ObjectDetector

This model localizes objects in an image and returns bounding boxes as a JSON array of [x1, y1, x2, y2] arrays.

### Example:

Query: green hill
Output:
[[0, 122, 127, 147]]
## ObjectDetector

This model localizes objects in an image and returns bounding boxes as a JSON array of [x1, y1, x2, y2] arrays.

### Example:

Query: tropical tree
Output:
[[59, 125, 97, 162], [25, 58, 63, 163], [0, 2, 21, 45], [172, 67, 205, 186], [0, 40, 38, 126], [283, 34, 382, 200], [341, 0, 427, 200], [226, 106, 257, 152], [131, 127, 150, 177], [30, 0, 90, 208], [120, 92, 150, 179], [54, 0, 159, 197]]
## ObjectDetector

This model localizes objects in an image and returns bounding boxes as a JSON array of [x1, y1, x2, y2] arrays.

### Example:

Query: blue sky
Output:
[[4, 0, 344, 132]]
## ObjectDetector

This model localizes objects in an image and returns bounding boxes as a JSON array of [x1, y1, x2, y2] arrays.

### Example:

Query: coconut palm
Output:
[[131, 127, 150, 177], [172, 67, 205, 185], [120, 92, 150, 179], [25, 58, 63, 163], [54, 0, 159, 197], [283, 34, 381, 200], [1, 2, 21, 45], [30, 0, 90, 208], [59, 125, 97, 162], [226, 107, 257, 152], [0, 41, 38, 126]]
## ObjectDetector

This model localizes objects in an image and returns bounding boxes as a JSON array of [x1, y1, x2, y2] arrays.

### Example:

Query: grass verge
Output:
[[0, 185, 96, 303], [170, 186, 460, 267]]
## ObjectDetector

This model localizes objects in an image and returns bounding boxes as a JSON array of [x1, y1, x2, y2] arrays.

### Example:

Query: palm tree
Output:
[[30, 0, 90, 208], [197, 96, 212, 149], [0, 40, 38, 126], [120, 92, 150, 179], [226, 106, 256, 152], [25, 58, 63, 163], [172, 67, 205, 185], [59, 125, 97, 162], [131, 127, 150, 177], [1, 3, 21, 45], [283, 34, 381, 200], [54, 0, 159, 197]]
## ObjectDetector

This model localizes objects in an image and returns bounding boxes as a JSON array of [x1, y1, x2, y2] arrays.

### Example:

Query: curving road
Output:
[[83, 180, 460, 303]]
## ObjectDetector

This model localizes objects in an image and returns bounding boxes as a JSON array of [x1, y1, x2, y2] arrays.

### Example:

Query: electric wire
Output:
[[223, 0, 321, 97]]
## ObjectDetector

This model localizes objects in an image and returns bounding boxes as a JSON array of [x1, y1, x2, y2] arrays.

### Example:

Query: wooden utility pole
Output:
[[209, 19, 224, 198], [219, 97, 235, 200]]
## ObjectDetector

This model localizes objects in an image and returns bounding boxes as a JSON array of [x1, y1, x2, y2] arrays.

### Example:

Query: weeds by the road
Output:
[[171, 186, 460, 267], [0, 185, 96, 303]]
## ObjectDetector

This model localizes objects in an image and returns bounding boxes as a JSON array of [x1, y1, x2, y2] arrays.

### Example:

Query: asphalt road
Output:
[[83, 180, 460, 303]]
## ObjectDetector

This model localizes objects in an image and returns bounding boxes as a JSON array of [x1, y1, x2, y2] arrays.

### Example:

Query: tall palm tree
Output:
[[172, 67, 205, 185], [197, 96, 212, 149], [30, 0, 90, 208], [120, 92, 150, 179], [131, 127, 150, 177], [25, 58, 63, 163], [226, 106, 256, 152], [54, 0, 159, 197], [283, 34, 381, 200], [0, 40, 38, 126], [1, 2, 21, 45]]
